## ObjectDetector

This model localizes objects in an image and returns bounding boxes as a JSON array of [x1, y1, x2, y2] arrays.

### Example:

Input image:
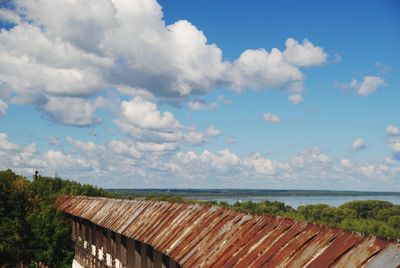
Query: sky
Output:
[[0, 0, 400, 190]]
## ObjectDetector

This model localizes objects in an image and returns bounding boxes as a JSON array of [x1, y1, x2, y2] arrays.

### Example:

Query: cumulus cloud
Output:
[[357, 76, 385, 96], [385, 124, 400, 161], [188, 100, 217, 111], [351, 138, 367, 152], [243, 153, 289, 176], [0, 0, 328, 127], [114, 97, 213, 148], [288, 94, 303, 105], [109, 140, 141, 158], [183, 130, 207, 145], [206, 125, 222, 137], [0, 132, 19, 151], [283, 38, 328, 67], [115, 96, 182, 143], [227, 48, 304, 92], [67, 137, 97, 153], [386, 125, 400, 136], [40, 97, 101, 126], [262, 113, 281, 124], [1, 131, 400, 189], [338, 76, 385, 96], [136, 142, 177, 152]]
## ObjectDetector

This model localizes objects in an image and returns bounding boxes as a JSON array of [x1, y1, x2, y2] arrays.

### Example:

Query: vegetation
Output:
[[0, 169, 114, 267], [1, 169, 399, 267]]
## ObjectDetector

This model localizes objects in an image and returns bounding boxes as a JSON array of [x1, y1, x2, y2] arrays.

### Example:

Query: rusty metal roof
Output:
[[55, 196, 400, 268]]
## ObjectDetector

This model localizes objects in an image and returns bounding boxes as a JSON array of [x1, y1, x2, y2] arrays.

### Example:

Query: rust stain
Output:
[[55, 196, 400, 268]]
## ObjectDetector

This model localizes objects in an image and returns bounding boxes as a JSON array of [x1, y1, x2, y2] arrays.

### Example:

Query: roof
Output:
[[55, 196, 400, 268]]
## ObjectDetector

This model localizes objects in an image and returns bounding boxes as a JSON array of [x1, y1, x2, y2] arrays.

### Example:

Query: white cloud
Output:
[[45, 150, 96, 170], [109, 140, 141, 158], [283, 38, 328, 67], [115, 97, 183, 143], [243, 153, 289, 176], [1, 132, 400, 189], [41, 97, 100, 126], [338, 76, 385, 96], [262, 113, 281, 124], [188, 100, 217, 111], [340, 159, 353, 168], [386, 129, 400, 161], [288, 94, 303, 105], [183, 130, 207, 145], [119, 97, 181, 131], [46, 137, 62, 146], [136, 142, 177, 152], [227, 48, 304, 92], [386, 125, 400, 136], [0, 99, 7, 116], [351, 138, 366, 152], [0, 1, 328, 128], [357, 76, 385, 96], [67, 137, 97, 153], [206, 125, 222, 137], [292, 147, 331, 167], [0, 133, 19, 151]]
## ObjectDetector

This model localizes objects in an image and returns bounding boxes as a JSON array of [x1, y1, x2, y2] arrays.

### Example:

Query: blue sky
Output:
[[0, 0, 399, 190]]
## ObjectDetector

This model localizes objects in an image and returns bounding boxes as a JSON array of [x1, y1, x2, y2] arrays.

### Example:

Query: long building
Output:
[[55, 196, 400, 268]]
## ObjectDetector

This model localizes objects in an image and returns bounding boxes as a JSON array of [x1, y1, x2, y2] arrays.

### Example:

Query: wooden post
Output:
[[107, 229, 112, 266], [103, 229, 111, 262], [111, 231, 116, 267], [75, 219, 80, 241], [135, 240, 141, 268], [92, 223, 97, 267], [146, 244, 154, 268], [87, 221, 92, 249], [153, 250, 162, 268], [126, 238, 135, 268], [116, 233, 122, 262], [78, 218, 82, 241], [140, 242, 147, 268], [121, 235, 128, 267], [169, 259, 177, 268], [71, 218, 76, 239]]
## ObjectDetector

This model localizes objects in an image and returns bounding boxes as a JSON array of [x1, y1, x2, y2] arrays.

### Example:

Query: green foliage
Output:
[[339, 200, 393, 219], [145, 193, 186, 203], [231, 200, 295, 216], [0, 169, 113, 267]]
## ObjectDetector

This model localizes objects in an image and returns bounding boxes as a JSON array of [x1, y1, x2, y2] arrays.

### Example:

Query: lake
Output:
[[190, 195, 400, 208]]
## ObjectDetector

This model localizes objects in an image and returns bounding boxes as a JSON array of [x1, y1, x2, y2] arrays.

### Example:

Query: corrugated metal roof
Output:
[[55, 196, 400, 268]]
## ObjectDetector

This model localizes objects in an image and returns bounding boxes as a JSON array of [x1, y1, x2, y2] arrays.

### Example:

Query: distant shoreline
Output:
[[108, 188, 400, 197]]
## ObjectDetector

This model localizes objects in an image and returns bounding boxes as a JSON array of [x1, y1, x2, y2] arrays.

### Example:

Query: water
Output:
[[190, 195, 400, 209]]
